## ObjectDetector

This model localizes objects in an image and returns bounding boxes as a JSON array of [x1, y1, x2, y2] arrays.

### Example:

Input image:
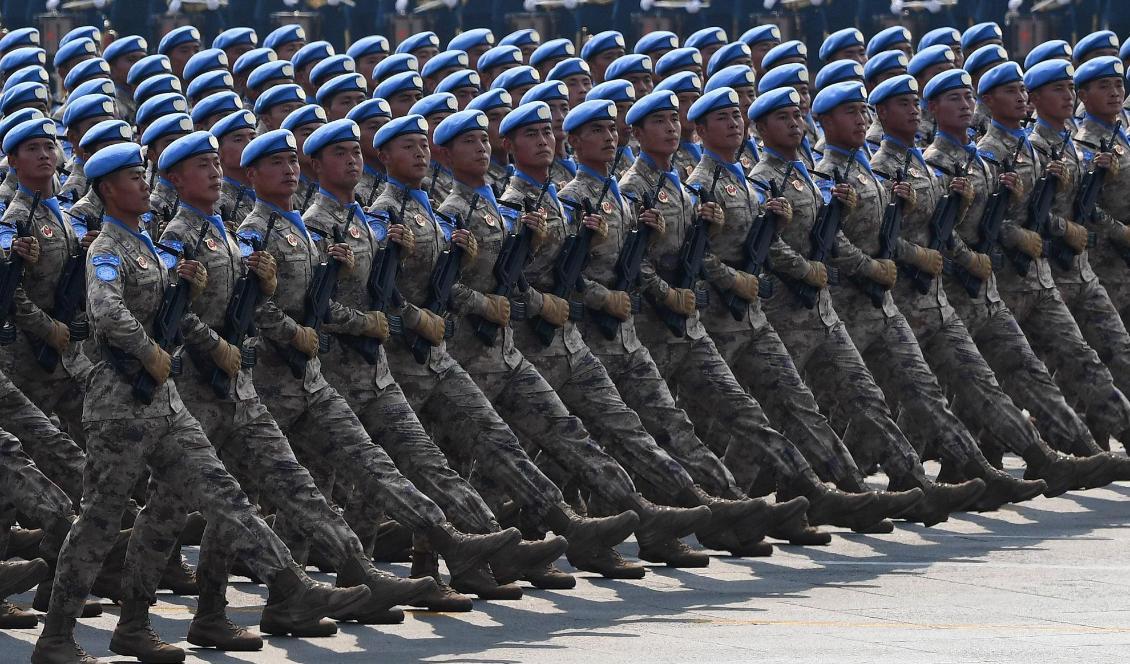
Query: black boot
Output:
[[109, 599, 186, 663], [188, 592, 263, 651], [259, 566, 371, 637]]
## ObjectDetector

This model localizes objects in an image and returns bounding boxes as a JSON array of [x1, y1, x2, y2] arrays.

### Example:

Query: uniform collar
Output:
[[104, 214, 160, 260]]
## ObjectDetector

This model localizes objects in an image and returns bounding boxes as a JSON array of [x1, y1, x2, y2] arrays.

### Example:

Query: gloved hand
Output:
[[45, 321, 70, 352], [908, 246, 944, 276], [142, 343, 172, 385], [539, 293, 571, 326], [11, 236, 39, 264], [290, 326, 320, 358], [248, 250, 277, 296], [1063, 221, 1089, 253], [177, 260, 207, 300], [453, 228, 478, 266], [412, 308, 446, 345], [831, 183, 858, 209], [732, 271, 759, 302], [582, 213, 609, 245], [388, 224, 415, 255], [867, 258, 898, 287], [1015, 229, 1043, 258], [662, 287, 697, 316], [328, 243, 355, 273], [482, 294, 511, 326], [966, 252, 993, 279], [893, 181, 917, 210], [361, 311, 390, 341], [604, 290, 632, 321], [699, 201, 724, 226], [802, 261, 829, 287], [209, 340, 241, 378], [766, 196, 792, 226]]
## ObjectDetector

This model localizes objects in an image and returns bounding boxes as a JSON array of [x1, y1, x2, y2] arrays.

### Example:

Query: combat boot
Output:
[[767, 511, 833, 546], [5, 527, 44, 560], [109, 599, 185, 663], [698, 528, 774, 557], [962, 458, 1046, 511], [1065, 451, 1130, 489], [31, 612, 102, 664], [490, 535, 569, 585], [158, 553, 199, 595], [546, 502, 641, 552], [187, 592, 263, 651], [637, 536, 710, 568], [566, 545, 647, 579], [426, 522, 522, 578], [259, 566, 371, 637], [784, 476, 885, 529], [892, 478, 986, 526], [371, 520, 413, 562], [408, 548, 474, 612], [683, 485, 807, 547], [1021, 442, 1086, 496], [0, 558, 49, 599], [451, 563, 524, 600], [1, 599, 38, 628], [616, 494, 708, 544], [331, 554, 434, 623], [521, 562, 576, 589]]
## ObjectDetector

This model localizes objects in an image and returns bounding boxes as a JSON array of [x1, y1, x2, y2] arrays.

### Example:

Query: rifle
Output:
[[858, 151, 910, 307], [654, 165, 721, 337], [723, 163, 794, 319], [209, 213, 277, 398], [777, 151, 859, 309], [0, 191, 41, 345], [469, 177, 552, 346], [298, 180, 317, 213], [283, 208, 354, 378], [222, 185, 246, 225], [1009, 138, 1076, 274], [906, 154, 972, 294], [1074, 120, 1124, 264]]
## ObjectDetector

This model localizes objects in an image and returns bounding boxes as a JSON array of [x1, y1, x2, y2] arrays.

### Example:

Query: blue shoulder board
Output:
[[309, 229, 323, 243], [156, 246, 177, 269], [69, 217, 87, 237]]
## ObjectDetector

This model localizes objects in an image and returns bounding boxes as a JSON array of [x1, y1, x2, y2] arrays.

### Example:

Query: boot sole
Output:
[[259, 617, 338, 637], [186, 631, 264, 651]]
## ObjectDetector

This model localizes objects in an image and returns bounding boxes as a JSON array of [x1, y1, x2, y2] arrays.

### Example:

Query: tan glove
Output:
[[209, 340, 242, 378], [1015, 229, 1043, 258], [700, 202, 724, 226], [177, 260, 207, 300], [412, 308, 446, 345], [482, 294, 511, 326], [1063, 221, 1088, 253], [453, 229, 478, 267], [867, 258, 898, 288], [141, 343, 172, 385], [248, 250, 277, 296], [732, 271, 759, 302], [11, 236, 39, 264], [539, 293, 571, 326], [290, 325, 320, 358], [45, 321, 70, 352], [893, 181, 916, 211], [907, 246, 944, 276], [966, 252, 993, 279], [603, 290, 632, 321], [662, 287, 697, 316], [802, 261, 829, 288], [360, 311, 390, 341]]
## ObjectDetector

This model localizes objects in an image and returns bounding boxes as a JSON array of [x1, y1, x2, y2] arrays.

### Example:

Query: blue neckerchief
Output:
[[315, 186, 367, 229], [800, 135, 815, 164], [1083, 113, 1130, 147], [882, 134, 926, 168], [825, 143, 873, 174], [513, 169, 563, 216], [742, 138, 760, 165], [557, 155, 578, 177], [617, 145, 637, 164], [704, 149, 747, 188], [104, 214, 160, 261], [464, 180, 503, 225], [262, 199, 308, 241], [223, 176, 256, 201], [638, 151, 683, 194], [179, 201, 226, 239], [1036, 118, 1075, 155], [762, 145, 813, 184], [937, 130, 979, 158], [363, 163, 385, 182], [577, 163, 624, 214], [991, 119, 1035, 160], [18, 184, 63, 226], [387, 176, 440, 232], [681, 140, 703, 163]]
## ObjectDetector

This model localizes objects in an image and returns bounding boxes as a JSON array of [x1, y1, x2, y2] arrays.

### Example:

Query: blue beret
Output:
[[374, 114, 428, 148], [61, 26, 100, 47], [71, 78, 114, 101], [635, 31, 679, 55], [581, 31, 626, 61], [348, 97, 393, 124], [962, 22, 1004, 51], [136, 93, 189, 128], [210, 109, 256, 139], [281, 104, 327, 131], [748, 87, 800, 122], [548, 57, 591, 82], [760, 40, 807, 71], [85, 143, 145, 180], [158, 26, 201, 55], [867, 26, 911, 58], [292, 40, 334, 71], [811, 81, 867, 115], [1024, 59, 1075, 91], [586, 79, 636, 104], [500, 29, 541, 49], [436, 69, 481, 94], [625, 90, 678, 126], [0, 28, 39, 53], [819, 28, 864, 62], [685, 27, 727, 51], [62, 94, 115, 129], [922, 68, 973, 101], [241, 129, 297, 167], [264, 25, 306, 52], [918, 27, 961, 52], [530, 38, 575, 68], [977, 61, 1023, 95], [79, 119, 133, 150], [133, 74, 181, 104], [1024, 40, 1072, 70], [654, 71, 702, 95], [184, 49, 229, 82], [304, 118, 361, 156], [500, 101, 551, 135], [491, 65, 539, 92], [248, 60, 294, 90], [253, 83, 305, 115], [864, 50, 909, 83], [467, 87, 514, 112], [449, 28, 494, 53], [64, 58, 109, 90], [347, 35, 390, 60], [158, 131, 219, 171], [191, 90, 242, 124], [3, 116, 55, 154], [127, 54, 171, 86], [233, 48, 276, 76], [655, 47, 703, 77], [373, 53, 418, 82], [0, 109, 42, 148], [478, 45, 523, 72], [316, 72, 367, 105], [757, 62, 809, 94], [739, 24, 782, 47], [4, 66, 48, 90], [1074, 31, 1119, 63], [563, 99, 616, 133], [0, 82, 48, 114], [375, 71, 423, 99], [815, 60, 865, 91], [965, 44, 1008, 75], [53, 37, 96, 68], [868, 73, 919, 106], [410, 92, 458, 119], [396, 31, 440, 55], [186, 70, 234, 101], [310, 55, 357, 88], [434, 109, 489, 144], [520, 80, 568, 105], [213, 28, 257, 51], [1121, 39, 1130, 63], [705, 64, 756, 94], [605, 54, 652, 81], [103, 35, 147, 63], [908, 45, 956, 77], [0, 47, 45, 76], [421, 49, 469, 78], [1074, 55, 1125, 87], [141, 113, 193, 146], [687, 87, 739, 123], [707, 42, 752, 78]]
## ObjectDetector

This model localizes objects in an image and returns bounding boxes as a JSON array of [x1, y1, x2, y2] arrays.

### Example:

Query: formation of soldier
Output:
[[1, 14, 1130, 664]]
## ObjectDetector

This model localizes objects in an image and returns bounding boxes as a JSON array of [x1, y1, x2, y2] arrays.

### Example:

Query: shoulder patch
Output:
[[92, 253, 120, 281], [237, 230, 261, 257], [156, 246, 177, 269], [366, 211, 388, 241], [0, 225, 14, 250], [816, 179, 834, 204], [977, 148, 996, 162]]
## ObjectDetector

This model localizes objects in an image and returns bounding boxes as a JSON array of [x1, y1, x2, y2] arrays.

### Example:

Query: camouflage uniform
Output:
[[356, 165, 386, 208], [423, 162, 454, 205], [57, 157, 86, 208], [147, 176, 178, 238], [114, 84, 137, 125], [671, 141, 701, 182], [549, 154, 576, 189], [0, 170, 19, 206], [291, 175, 320, 213], [486, 158, 512, 192], [218, 177, 254, 229], [971, 102, 992, 141]]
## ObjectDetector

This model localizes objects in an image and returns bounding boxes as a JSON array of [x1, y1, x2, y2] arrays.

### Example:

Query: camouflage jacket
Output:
[[1031, 118, 1095, 286], [57, 155, 86, 207], [148, 176, 179, 238], [422, 161, 454, 206], [1074, 114, 1130, 286], [219, 177, 255, 230]]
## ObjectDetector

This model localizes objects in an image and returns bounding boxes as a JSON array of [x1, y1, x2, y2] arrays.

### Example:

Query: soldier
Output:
[[422, 50, 470, 95], [520, 80, 576, 189], [478, 45, 523, 91], [376, 71, 426, 120], [908, 45, 957, 145], [654, 72, 703, 181], [157, 26, 201, 82], [57, 95, 117, 208], [142, 114, 194, 240], [500, 28, 541, 65], [264, 24, 306, 62], [530, 39, 574, 81], [411, 93, 459, 204], [253, 83, 305, 134], [436, 69, 482, 112], [293, 41, 335, 102], [492, 66, 541, 106], [212, 111, 257, 229], [548, 58, 593, 111], [282, 104, 328, 214], [702, 66, 759, 168], [635, 31, 679, 66], [190, 91, 244, 133], [348, 98, 392, 207], [585, 80, 637, 180], [467, 88, 515, 191], [213, 28, 259, 68], [30, 136, 372, 664], [395, 31, 441, 73], [581, 32, 626, 86], [604, 54, 654, 102], [964, 45, 1009, 140], [756, 65, 818, 169]]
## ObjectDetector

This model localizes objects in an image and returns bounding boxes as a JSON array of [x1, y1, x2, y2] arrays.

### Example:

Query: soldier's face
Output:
[[219, 128, 255, 173], [1078, 77, 1126, 118], [750, 41, 778, 74], [223, 45, 255, 65], [412, 47, 440, 71], [485, 107, 508, 155], [327, 91, 367, 121], [929, 87, 975, 131], [699, 45, 723, 67], [698, 107, 745, 153], [632, 110, 680, 158], [444, 129, 490, 178], [627, 72, 653, 98], [504, 122, 554, 170], [378, 134, 430, 183], [818, 102, 868, 148], [169, 152, 223, 208], [949, 46, 964, 69], [10, 138, 58, 182], [591, 48, 625, 83], [359, 116, 390, 163], [265, 101, 303, 131], [548, 99, 569, 140], [614, 102, 632, 144], [563, 74, 592, 109], [876, 94, 920, 138], [1029, 80, 1076, 123], [312, 141, 362, 191], [921, 62, 955, 86], [675, 92, 699, 133], [734, 86, 755, 120], [451, 86, 478, 110], [104, 166, 152, 216], [277, 40, 304, 61], [169, 42, 201, 78], [247, 152, 299, 200], [834, 46, 867, 65], [567, 119, 617, 165], [111, 51, 145, 85], [292, 123, 320, 173], [388, 90, 423, 118], [982, 82, 1029, 123], [792, 83, 811, 114], [757, 106, 805, 151], [357, 54, 386, 86]]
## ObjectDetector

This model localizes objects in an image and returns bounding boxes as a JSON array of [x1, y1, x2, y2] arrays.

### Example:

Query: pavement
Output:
[[6, 464, 1130, 663]]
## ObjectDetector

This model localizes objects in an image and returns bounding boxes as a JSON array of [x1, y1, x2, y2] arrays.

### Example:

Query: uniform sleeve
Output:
[[0, 206, 57, 339], [86, 249, 152, 357]]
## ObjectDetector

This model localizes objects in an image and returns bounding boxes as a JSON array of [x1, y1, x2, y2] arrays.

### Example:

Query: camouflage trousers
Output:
[[51, 408, 296, 617], [0, 332, 91, 446], [0, 425, 73, 549], [1058, 279, 1130, 431], [1001, 286, 1130, 449], [0, 368, 85, 506]]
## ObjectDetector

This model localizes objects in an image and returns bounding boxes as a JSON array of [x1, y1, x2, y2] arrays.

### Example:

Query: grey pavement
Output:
[[5, 462, 1130, 663]]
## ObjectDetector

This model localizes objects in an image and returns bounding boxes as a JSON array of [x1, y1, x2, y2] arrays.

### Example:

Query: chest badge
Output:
[[40, 224, 54, 238], [601, 200, 614, 214], [657, 190, 670, 203], [414, 213, 425, 226], [286, 233, 299, 247], [136, 254, 149, 269], [740, 156, 753, 169], [205, 237, 219, 251], [724, 183, 738, 196], [349, 225, 361, 239], [908, 167, 921, 178], [483, 213, 497, 227], [684, 164, 694, 178], [1115, 145, 1126, 156], [791, 179, 804, 191], [856, 172, 869, 185]]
